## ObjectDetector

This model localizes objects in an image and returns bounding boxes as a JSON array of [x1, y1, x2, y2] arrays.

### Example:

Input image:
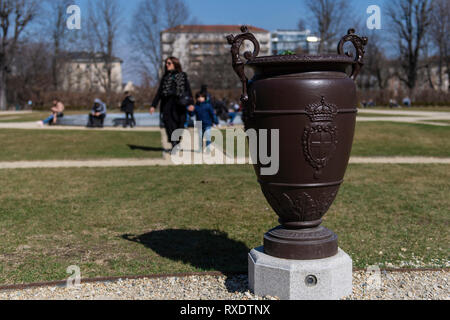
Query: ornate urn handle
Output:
[[337, 29, 368, 81], [226, 26, 260, 102]]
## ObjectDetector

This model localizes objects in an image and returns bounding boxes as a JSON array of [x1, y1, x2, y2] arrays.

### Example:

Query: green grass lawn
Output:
[[221, 122, 450, 158], [0, 111, 90, 123], [0, 129, 163, 161], [0, 112, 44, 123], [0, 122, 448, 162], [0, 121, 448, 285], [0, 164, 447, 285], [351, 122, 450, 157]]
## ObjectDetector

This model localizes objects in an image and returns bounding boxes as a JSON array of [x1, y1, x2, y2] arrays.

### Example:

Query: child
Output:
[[189, 92, 219, 152]]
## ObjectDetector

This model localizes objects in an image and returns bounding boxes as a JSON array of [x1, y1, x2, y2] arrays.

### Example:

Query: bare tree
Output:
[[422, 33, 436, 89], [40, 0, 72, 90], [305, 0, 349, 53], [189, 53, 238, 92], [85, 0, 122, 99], [0, 0, 39, 110], [8, 41, 52, 106], [362, 31, 395, 90], [430, 0, 449, 90], [297, 18, 307, 31], [387, 0, 434, 94], [130, 0, 192, 84]]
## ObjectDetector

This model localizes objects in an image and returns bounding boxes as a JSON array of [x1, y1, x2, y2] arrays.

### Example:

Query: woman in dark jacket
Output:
[[121, 91, 136, 128], [150, 57, 194, 148]]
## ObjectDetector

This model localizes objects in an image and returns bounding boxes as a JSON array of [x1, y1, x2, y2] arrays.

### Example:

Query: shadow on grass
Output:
[[121, 229, 250, 293], [127, 144, 165, 152]]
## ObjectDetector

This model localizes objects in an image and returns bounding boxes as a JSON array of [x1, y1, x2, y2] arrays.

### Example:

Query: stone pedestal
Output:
[[248, 246, 352, 300]]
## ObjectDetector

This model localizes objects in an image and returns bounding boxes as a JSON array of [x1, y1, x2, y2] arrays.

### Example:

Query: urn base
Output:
[[249, 246, 352, 300], [264, 225, 338, 260]]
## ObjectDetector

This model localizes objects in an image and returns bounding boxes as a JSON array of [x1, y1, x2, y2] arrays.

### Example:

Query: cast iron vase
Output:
[[227, 26, 368, 260]]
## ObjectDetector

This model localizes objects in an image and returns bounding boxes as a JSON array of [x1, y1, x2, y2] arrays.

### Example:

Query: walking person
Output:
[[188, 92, 219, 153], [37, 98, 64, 127], [200, 84, 212, 103], [150, 57, 194, 149], [212, 97, 229, 123], [121, 91, 136, 128]]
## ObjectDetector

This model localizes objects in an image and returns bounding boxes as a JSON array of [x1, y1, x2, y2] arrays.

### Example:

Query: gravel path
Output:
[[0, 271, 447, 300], [348, 156, 450, 164], [356, 109, 450, 126], [0, 122, 162, 132], [357, 109, 450, 117], [0, 111, 32, 116], [0, 156, 449, 169], [0, 158, 173, 169], [357, 117, 450, 126]]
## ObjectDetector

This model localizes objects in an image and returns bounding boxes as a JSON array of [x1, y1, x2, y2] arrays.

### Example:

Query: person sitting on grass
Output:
[[188, 92, 219, 153], [37, 98, 64, 127], [87, 98, 107, 128]]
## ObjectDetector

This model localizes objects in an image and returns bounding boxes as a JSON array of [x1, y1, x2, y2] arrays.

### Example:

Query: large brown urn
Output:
[[227, 26, 368, 260]]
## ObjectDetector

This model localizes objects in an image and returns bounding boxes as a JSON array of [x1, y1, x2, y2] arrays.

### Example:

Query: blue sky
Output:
[[77, 0, 387, 31], [75, 0, 388, 83], [186, 0, 387, 31]]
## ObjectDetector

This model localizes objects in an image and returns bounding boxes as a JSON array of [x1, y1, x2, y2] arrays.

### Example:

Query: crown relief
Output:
[[305, 96, 338, 122]]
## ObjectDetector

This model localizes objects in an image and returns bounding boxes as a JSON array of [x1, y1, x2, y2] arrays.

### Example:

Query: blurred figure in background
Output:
[[121, 91, 136, 128], [212, 97, 229, 124], [228, 101, 240, 126], [87, 98, 107, 128], [389, 99, 399, 108], [402, 97, 411, 107], [200, 84, 212, 103], [150, 57, 194, 149], [37, 98, 64, 127], [188, 91, 219, 152]]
